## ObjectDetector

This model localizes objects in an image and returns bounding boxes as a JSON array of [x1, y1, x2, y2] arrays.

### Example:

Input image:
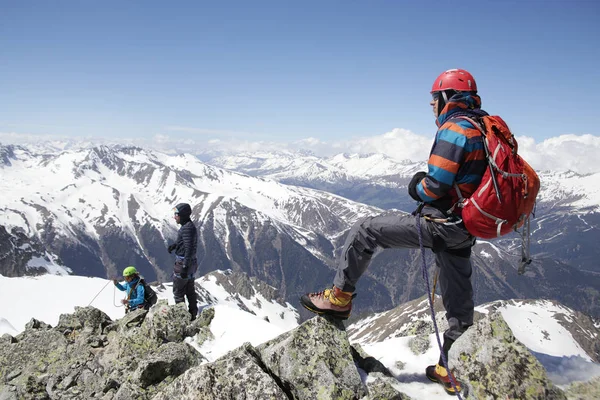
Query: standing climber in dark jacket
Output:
[[167, 203, 199, 320]]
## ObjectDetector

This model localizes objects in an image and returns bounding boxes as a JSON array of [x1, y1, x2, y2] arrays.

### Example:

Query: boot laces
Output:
[[309, 287, 333, 299]]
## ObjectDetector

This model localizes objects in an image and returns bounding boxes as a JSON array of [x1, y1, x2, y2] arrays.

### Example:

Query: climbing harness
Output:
[[416, 213, 464, 399]]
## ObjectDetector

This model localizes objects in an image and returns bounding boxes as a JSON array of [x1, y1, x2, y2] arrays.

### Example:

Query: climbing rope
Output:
[[416, 213, 463, 399], [87, 279, 111, 306], [86, 279, 125, 308]]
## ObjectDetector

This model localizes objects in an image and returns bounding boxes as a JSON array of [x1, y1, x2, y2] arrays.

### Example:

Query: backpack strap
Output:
[[453, 116, 506, 204], [446, 115, 490, 213], [128, 280, 139, 300]]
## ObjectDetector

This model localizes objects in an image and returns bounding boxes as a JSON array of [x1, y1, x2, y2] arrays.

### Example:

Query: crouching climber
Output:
[[113, 266, 157, 313]]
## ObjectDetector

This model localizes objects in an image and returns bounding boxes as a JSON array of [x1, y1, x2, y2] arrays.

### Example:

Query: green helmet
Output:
[[123, 266, 138, 277]]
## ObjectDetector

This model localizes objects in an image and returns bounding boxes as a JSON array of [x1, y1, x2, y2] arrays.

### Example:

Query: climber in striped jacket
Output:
[[414, 89, 488, 214], [302, 69, 493, 396]]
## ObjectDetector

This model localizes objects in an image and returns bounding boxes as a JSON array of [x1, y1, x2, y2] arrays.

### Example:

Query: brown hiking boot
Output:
[[300, 286, 353, 319], [426, 364, 463, 395]]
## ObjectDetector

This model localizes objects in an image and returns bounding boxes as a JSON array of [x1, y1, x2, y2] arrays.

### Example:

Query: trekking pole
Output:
[[87, 279, 112, 307], [416, 213, 463, 400]]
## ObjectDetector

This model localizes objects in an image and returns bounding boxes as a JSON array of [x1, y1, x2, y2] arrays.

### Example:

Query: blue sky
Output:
[[1, 1, 599, 145]]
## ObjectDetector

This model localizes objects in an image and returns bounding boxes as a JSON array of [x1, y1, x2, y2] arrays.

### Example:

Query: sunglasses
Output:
[[172, 207, 179, 216], [431, 92, 441, 101]]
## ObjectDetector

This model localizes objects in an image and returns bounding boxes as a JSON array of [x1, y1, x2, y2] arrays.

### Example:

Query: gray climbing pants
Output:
[[334, 206, 475, 338]]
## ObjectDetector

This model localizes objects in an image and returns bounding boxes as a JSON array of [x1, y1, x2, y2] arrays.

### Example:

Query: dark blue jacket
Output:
[[173, 218, 198, 275]]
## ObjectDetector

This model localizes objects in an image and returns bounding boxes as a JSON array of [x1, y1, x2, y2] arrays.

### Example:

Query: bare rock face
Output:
[[152, 343, 288, 400], [153, 316, 373, 400], [256, 316, 368, 400], [450, 311, 567, 400], [0, 304, 203, 400], [2, 295, 589, 400], [564, 375, 600, 400]]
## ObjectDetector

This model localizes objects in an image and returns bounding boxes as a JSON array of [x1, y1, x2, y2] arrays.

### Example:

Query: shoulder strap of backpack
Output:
[[128, 281, 138, 299], [450, 115, 486, 136], [446, 116, 490, 212]]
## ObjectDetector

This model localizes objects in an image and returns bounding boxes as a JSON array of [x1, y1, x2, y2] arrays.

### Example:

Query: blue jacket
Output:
[[115, 277, 145, 309]]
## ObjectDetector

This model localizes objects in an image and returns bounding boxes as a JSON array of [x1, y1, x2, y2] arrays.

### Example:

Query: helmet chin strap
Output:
[[441, 91, 449, 104], [437, 90, 457, 115]]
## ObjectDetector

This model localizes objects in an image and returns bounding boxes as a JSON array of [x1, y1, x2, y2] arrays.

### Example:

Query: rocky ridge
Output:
[[2, 300, 598, 399]]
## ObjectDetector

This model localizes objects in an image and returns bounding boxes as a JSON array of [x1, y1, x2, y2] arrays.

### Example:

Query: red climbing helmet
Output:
[[431, 69, 477, 93]]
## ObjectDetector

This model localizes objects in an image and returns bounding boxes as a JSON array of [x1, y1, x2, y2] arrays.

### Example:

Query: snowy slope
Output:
[[537, 170, 600, 212], [484, 300, 592, 360], [348, 297, 600, 396], [0, 270, 299, 358]]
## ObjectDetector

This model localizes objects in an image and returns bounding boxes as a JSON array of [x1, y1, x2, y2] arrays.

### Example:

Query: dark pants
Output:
[[173, 275, 198, 319], [334, 206, 475, 342]]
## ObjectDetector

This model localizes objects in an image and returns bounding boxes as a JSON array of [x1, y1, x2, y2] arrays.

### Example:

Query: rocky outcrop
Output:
[[1, 297, 591, 400], [153, 316, 378, 400], [449, 311, 567, 400], [565, 376, 600, 399], [0, 301, 205, 399]]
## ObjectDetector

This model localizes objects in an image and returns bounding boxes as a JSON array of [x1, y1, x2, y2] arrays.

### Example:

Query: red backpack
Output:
[[454, 116, 540, 246]]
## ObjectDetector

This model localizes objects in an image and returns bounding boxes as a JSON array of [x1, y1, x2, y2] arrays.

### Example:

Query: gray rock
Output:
[[133, 342, 201, 388], [364, 373, 412, 400], [113, 382, 145, 400], [195, 306, 215, 328], [408, 334, 430, 355], [0, 334, 17, 345], [152, 343, 287, 400], [449, 311, 567, 400], [257, 315, 368, 399], [24, 318, 52, 331], [139, 301, 191, 343], [55, 306, 113, 336], [0, 303, 213, 400], [564, 376, 600, 400]]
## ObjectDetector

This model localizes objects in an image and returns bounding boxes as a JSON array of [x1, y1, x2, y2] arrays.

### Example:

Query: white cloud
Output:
[[2, 130, 599, 174], [518, 134, 600, 174], [164, 126, 254, 137]]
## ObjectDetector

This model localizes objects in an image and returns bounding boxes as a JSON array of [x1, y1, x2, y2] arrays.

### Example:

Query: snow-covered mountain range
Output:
[[1, 143, 600, 320], [205, 149, 600, 213]]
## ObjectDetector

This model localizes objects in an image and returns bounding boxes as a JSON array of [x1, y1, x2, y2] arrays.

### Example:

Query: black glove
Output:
[[167, 243, 176, 253], [180, 268, 188, 279], [408, 171, 427, 201]]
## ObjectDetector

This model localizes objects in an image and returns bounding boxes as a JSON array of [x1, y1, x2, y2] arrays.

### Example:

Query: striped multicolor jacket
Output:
[[416, 92, 489, 213]]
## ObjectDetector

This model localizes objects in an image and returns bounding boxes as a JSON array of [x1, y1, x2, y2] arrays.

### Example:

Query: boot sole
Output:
[[300, 297, 351, 320]]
